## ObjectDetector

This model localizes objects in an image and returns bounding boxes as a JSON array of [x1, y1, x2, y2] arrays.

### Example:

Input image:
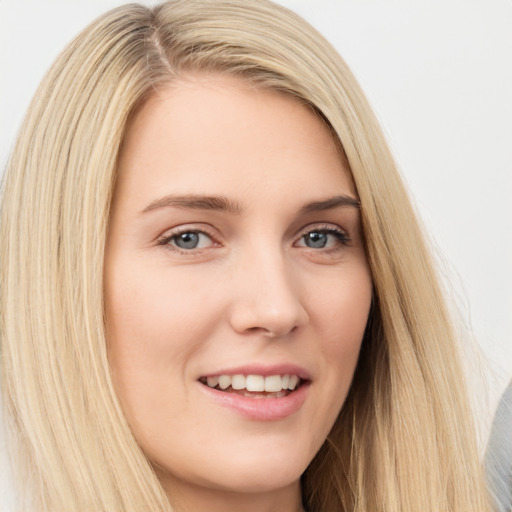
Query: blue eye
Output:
[[297, 227, 350, 250], [162, 230, 214, 250], [303, 231, 329, 248], [174, 232, 201, 249]]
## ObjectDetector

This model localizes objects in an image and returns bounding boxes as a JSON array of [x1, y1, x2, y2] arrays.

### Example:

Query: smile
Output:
[[199, 374, 302, 398], [197, 365, 311, 420]]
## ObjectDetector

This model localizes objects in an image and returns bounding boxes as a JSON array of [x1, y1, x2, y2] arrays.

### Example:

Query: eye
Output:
[[296, 226, 350, 250], [302, 231, 330, 249], [159, 229, 215, 251]]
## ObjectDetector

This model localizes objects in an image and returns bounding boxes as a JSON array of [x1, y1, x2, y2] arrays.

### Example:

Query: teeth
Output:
[[206, 376, 219, 388], [246, 375, 265, 392], [288, 375, 299, 390], [231, 374, 245, 390], [264, 375, 282, 392], [218, 375, 231, 390], [203, 374, 302, 393]]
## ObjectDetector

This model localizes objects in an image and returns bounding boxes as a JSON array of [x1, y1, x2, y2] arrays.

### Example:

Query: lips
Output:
[[198, 366, 311, 420]]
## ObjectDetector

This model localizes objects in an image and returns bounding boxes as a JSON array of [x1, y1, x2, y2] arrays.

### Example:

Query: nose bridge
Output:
[[229, 241, 308, 337]]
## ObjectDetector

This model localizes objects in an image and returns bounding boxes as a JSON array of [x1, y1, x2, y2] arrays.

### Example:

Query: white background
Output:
[[1, 0, 511, 508]]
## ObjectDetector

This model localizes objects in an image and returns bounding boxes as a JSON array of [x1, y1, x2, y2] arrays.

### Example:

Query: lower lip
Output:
[[199, 382, 310, 421]]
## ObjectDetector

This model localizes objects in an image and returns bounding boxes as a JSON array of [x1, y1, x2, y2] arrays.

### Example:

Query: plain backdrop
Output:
[[1, 0, 511, 508]]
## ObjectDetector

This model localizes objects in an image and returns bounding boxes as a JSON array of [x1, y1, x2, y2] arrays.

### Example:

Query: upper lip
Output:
[[199, 364, 311, 381]]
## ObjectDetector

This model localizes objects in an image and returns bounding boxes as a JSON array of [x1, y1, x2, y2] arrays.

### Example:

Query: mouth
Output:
[[198, 369, 311, 420], [198, 373, 304, 399]]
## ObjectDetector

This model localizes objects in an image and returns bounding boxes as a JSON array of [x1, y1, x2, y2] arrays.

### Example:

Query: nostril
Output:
[[244, 324, 299, 338]]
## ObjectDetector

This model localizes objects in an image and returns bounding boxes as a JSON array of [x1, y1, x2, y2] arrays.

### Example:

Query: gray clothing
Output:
[[486, 380, 512, 512]]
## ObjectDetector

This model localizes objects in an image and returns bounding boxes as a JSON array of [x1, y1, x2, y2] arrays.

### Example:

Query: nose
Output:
[[228, 249, 309, 338]]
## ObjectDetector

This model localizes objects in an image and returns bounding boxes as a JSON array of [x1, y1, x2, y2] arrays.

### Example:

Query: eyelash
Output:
[[296, 224, 351, 252], [156, 223, 351, 255], [157, 227, 219, 255]]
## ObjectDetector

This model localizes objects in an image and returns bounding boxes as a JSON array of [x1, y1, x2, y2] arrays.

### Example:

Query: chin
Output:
[[154, 443, 311, 496], [213, 461, 305, 493]]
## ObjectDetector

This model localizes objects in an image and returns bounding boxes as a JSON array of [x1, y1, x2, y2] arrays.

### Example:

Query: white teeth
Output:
[[246, 375, 265, 392], [288, 375, 299, 389], [288, 375, 299, 390], [218, 375, 231, 390], [203, 373, 302, 392], [206, 376, 219, 388], [264, 375, 283, 392], [231, 374, 246, 390]]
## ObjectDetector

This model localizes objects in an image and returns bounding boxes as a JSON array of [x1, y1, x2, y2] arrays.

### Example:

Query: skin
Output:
[[104, 73, 373, 512]]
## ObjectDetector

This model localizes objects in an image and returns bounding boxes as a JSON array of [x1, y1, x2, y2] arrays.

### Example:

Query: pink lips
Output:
[[198, 364, 311, 421]]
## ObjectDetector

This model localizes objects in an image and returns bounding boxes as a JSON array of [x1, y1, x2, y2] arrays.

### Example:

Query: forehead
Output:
[[115, 73, 356, 210]]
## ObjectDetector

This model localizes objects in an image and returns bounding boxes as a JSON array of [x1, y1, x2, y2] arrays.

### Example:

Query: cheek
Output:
[[104, 261, 223, 422], [106, 260, 220, 354], [309, 262, 372, 403], [312, 262, 372, 345]]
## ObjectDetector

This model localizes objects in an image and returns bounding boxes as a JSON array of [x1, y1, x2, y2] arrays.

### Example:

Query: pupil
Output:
[[176, 232, 199, 249], [306, 232, 327, 248]]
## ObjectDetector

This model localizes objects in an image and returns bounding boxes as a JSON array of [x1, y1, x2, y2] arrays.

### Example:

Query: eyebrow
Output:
[[141, 194, 244, 215], [299, 195, 361, 214], [140, 193, 360, 216]]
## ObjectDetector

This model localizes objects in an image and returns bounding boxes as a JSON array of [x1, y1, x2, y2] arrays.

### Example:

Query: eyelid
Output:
[[296, 222, 350, 239], [157, 223, 217, 240]]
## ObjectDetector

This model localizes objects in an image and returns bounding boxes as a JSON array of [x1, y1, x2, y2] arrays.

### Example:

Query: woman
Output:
[[0, 1, 491, 511]]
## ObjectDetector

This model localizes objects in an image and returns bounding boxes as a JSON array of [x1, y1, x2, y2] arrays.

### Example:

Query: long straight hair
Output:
[[1, 1, 491, 510]]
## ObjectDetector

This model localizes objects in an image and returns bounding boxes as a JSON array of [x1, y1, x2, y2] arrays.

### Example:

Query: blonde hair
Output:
[[0, 1, 491, 510]]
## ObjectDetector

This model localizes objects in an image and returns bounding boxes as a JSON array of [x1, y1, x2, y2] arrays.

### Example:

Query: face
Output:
[[105, 74, 372, 508]]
